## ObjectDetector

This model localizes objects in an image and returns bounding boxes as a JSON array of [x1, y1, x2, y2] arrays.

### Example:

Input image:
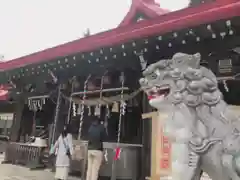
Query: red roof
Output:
[[0, 0, 240, 71], [119, 0, 169, 27]]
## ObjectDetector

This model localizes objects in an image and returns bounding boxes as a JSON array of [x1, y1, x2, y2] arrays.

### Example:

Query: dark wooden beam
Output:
[[9, 97, 24, 141]]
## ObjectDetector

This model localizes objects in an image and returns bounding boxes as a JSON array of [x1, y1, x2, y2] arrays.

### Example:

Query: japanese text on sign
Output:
[[160, 131, 171, 170]]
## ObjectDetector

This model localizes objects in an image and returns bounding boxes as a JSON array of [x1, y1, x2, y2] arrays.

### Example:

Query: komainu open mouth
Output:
[[147, 85, 170, 100]]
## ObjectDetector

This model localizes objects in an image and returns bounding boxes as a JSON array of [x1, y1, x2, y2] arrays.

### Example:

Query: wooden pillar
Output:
[[10, 98, 24, 142], [142, 112, 159, 180], [141, 93, 152, 180]]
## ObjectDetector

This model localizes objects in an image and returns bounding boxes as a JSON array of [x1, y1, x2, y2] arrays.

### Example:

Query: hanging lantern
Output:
[[112, 102, 119, 112], [218, 59, 232, 74], [94, 105, 101, 116], [88, 106, 91, 116]]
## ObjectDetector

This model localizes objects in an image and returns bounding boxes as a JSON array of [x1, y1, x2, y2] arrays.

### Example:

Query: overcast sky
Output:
[[0, 0, 189, 61]]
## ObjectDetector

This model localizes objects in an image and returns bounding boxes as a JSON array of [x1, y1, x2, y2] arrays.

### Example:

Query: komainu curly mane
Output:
[[140, 53, 239, 136]]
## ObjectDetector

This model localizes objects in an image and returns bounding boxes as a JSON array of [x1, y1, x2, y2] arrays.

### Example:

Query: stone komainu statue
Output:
[[139, 53, 240, 180]]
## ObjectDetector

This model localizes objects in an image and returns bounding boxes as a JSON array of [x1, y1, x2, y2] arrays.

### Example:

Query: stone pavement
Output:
[[0, 153, 212, 180], [0, 153, 80, 180]]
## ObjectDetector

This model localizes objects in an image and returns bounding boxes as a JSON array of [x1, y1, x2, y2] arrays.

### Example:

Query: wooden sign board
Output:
[[142, 112, 171, 180]]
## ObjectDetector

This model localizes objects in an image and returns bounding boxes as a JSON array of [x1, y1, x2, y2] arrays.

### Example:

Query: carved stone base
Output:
[[201, 173, 211, 180]]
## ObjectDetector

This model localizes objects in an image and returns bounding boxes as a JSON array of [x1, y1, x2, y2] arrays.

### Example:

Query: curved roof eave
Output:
[[0, 0, 240, 71], [119, 0, 169, 27]]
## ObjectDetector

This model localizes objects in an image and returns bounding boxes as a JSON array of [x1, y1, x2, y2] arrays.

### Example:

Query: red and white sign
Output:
[[0, 90, 8, 96], [160, 128, 171, 171], [0, 85, 9, 100]]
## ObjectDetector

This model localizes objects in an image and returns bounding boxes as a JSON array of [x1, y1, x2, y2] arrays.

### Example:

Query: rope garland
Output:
[[223, 80, 229, 92], [67, 77, 76, 124], [94, 71, 108, 116], [100, 71, 109, 118], [51, 86, 62, 145], [72, 102, 76, 117], [100, 71, 109, 162], [78, 74, 92, 140], [115, 72, 126, 160]]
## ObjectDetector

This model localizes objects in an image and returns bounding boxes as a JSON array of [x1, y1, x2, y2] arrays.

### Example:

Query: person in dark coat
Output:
[[86, 117, 107, 180]]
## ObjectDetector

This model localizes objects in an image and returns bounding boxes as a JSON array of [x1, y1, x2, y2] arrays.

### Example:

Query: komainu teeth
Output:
[[153, 87, 158, 92], [156, 85, 170, 90], [161, 86, 169, 89]]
